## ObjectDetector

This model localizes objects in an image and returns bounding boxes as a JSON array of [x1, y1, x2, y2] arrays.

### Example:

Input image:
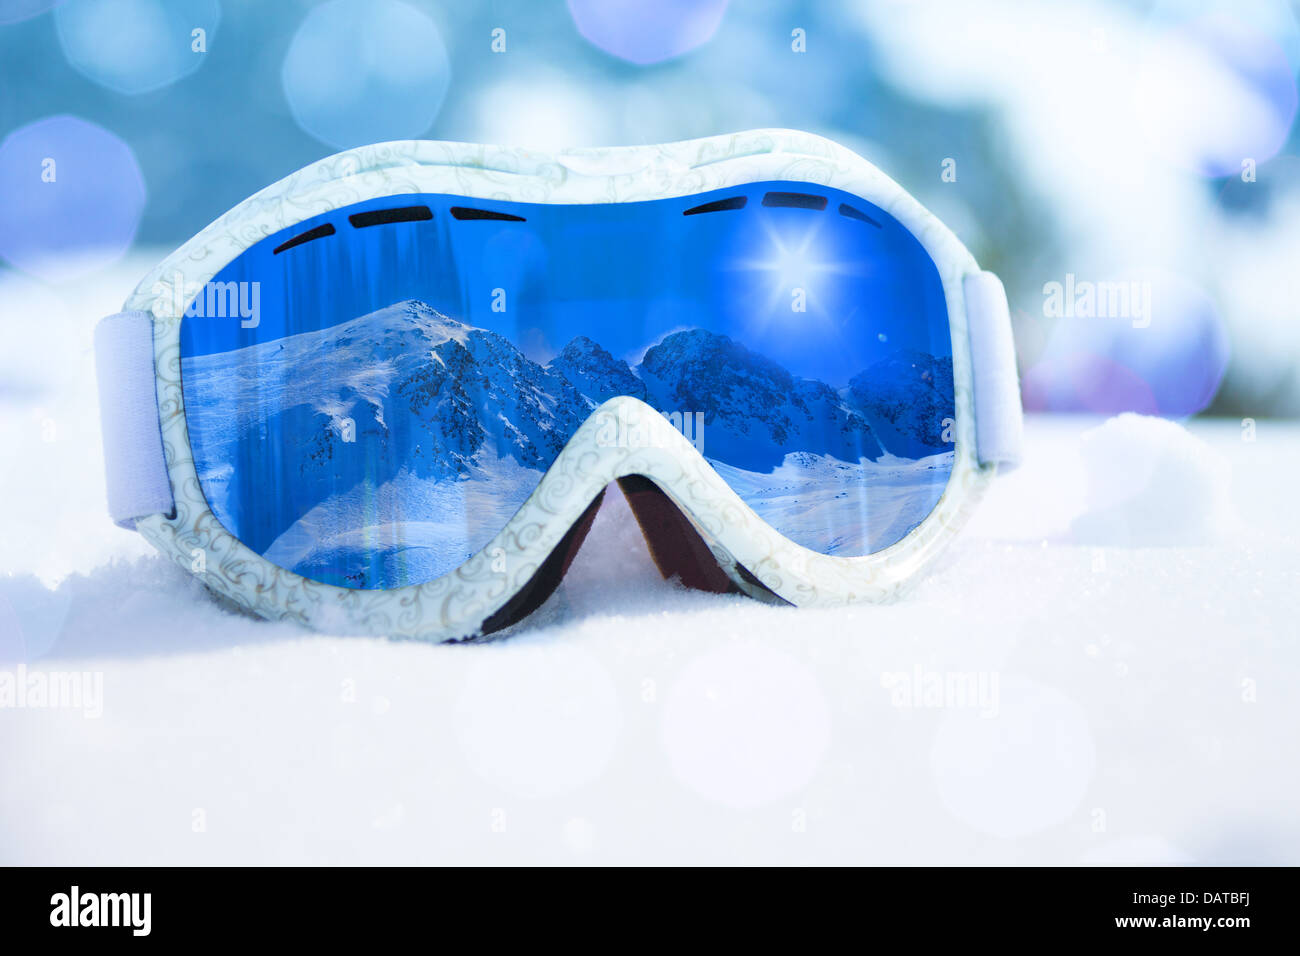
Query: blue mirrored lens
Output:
[[179, 182, 954, 588]]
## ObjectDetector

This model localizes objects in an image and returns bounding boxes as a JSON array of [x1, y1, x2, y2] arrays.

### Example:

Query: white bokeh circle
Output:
[[281, 0, 451, 150], [471, 72, 612, 150], [453, 643, 621, 800], [1134, 14, 1298, 177], [930, 677, 1096, 838], [55, 0, 221, 95], [662, 642, 831, 809]]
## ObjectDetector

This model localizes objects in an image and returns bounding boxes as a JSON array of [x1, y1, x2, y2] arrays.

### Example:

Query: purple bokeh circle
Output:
[[1022, 272, 1229, 417], [567, 0, 729, 65], [0, 115, 146, 280]]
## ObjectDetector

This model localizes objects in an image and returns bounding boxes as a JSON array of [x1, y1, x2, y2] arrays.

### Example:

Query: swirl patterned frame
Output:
[[120, 129, 994, 640]]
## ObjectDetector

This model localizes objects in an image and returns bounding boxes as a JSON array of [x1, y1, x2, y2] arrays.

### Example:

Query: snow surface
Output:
[[1, 260, 1298, 865]]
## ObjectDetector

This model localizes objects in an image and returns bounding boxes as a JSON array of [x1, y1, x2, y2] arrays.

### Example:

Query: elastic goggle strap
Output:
[[94, 311, 174, 529], [964, 271, 1023, 471]]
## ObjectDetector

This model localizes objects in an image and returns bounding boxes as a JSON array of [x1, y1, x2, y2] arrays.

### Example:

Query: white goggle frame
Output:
[[95, 129, 1022, 640]]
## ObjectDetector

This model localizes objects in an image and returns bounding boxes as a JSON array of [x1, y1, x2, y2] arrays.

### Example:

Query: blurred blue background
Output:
[[2, 0, 1298, 418]]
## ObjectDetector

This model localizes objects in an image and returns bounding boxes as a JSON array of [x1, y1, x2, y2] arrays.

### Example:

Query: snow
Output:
[[1072, 413, 1237, 546], [1, 261, 1298, 864]]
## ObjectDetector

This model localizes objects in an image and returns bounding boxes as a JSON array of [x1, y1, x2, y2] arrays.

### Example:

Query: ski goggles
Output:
[[94, 130, 1021, 640]]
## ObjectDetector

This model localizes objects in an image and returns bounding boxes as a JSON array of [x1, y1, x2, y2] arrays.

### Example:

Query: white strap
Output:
[[964, 271, 1023, 470], [94, 311, 174, 529]]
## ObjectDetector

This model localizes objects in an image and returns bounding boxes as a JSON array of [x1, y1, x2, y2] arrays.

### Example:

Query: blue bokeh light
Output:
[[0, 115, 146, 280], [0, 0, 63, 25], [54, 0, 221, 95], [281, 0, 451, 150]]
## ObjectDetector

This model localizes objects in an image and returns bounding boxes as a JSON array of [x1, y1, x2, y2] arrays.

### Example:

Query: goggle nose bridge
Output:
[[478, 474, 783, 637]]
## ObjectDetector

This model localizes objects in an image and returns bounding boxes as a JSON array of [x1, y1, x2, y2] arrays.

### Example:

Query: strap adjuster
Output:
[[94, 311, 175, 529], [964, 272, 1023, 470]]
